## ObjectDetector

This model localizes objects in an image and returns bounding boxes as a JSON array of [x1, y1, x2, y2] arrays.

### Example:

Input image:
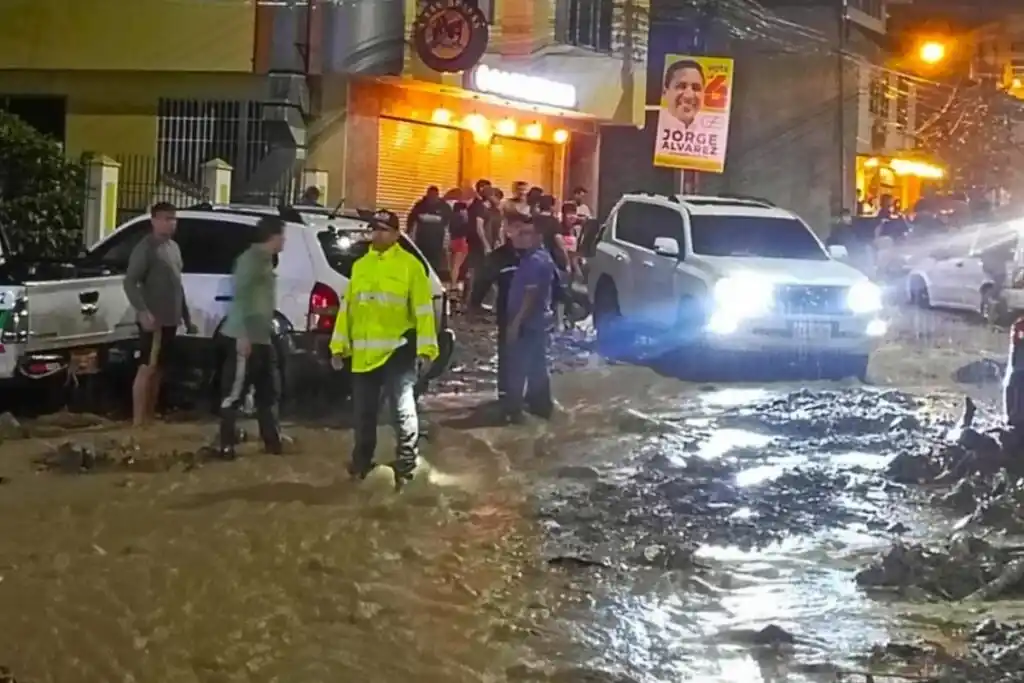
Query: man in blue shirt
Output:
[[505, 214, 557, 421]]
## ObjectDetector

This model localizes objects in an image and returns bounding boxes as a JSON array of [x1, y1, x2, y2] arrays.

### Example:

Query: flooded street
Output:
[[1, 306, 1021, 682]]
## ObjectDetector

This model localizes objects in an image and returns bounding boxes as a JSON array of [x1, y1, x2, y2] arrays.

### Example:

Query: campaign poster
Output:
[[653, 54, 735, 173]]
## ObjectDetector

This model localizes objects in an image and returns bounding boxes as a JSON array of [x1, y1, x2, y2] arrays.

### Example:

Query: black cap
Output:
[[369, 209, 400, 230]]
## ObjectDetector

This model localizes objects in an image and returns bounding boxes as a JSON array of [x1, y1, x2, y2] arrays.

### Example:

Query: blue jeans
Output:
[[350, 345, 419, 478], [504, 325, 553, 417]]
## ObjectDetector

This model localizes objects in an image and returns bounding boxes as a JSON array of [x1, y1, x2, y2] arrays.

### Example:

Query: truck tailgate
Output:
[[24, 276, 135, 351], [0, 285, 24, 378]]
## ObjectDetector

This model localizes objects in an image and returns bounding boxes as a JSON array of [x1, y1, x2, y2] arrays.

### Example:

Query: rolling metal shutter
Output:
[[486, 137, 555, 196], [376, 118, 460, 224]]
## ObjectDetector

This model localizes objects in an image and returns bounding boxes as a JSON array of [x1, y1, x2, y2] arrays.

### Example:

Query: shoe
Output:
[[262, 433, 292, 455], [393, 472, 414, 493], [348, 463, 377, 481], [218, 447, 237, 461]]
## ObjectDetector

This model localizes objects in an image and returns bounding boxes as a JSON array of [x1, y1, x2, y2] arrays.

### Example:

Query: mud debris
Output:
[[33, 438, 212, 474], [0, 412, 25, 442], [854, 534, 1021, 600], [860, 618, 1024, 682]]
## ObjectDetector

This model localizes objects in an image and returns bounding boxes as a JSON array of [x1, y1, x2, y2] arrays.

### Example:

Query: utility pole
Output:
[[683, 0, 716, 194], [837, 0, 848, 212]]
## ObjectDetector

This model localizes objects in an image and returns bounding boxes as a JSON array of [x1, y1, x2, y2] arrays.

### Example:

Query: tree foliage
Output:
[[918, 85, 1019, 191], [0, 111, 86, 260]]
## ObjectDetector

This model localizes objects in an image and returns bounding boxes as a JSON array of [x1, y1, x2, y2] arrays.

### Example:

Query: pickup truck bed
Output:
[[0, 260, 135, 381]]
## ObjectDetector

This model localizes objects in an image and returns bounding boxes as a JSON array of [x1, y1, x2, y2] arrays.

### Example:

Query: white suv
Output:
[[586, 194, 887, 379], [87, 205, 454, 403]]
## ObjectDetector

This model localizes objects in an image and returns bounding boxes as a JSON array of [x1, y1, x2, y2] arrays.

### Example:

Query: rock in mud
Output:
[[0, 412, 25, 441], [38, 440, 113, 472], [718, 624, 797, 648], [855, 535, 1024, 601], [886, 447, 945, 484], [633, 543, 696, 571]]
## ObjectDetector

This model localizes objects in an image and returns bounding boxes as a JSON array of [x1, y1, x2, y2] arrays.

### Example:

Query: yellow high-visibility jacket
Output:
[[329, 243, 439, 373]]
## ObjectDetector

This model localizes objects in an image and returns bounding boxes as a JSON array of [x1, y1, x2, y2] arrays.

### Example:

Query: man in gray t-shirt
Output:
[[123, 202, 196, 427]]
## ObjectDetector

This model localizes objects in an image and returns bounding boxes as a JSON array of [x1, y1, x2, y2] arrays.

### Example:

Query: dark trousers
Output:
[[218, 341, 282, 452], [350, 344, 419, 478], [496, 324, 510, 399], [503, 325, 553, 418]]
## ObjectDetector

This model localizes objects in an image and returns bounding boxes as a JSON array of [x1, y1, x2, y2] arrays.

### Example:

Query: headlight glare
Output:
[[713, 275, 774, 317], [847, 281, 882, 313]]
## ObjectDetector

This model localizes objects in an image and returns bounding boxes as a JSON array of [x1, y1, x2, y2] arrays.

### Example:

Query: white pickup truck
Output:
[[1, 204, 456, 408]]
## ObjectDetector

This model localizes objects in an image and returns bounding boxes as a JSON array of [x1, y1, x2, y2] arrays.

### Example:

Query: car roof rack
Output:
[[184, 202, 378, 225], [718, 193, 775, 207], [676, 194, 776, 208]]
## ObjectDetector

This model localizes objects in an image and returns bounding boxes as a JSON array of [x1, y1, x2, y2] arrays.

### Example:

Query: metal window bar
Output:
[[896, 77, 909, 128], [157, 99, 271, 192], [564, 0, 613, 52]]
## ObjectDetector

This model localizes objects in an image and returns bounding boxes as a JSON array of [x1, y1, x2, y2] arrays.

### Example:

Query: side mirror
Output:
[[653, 236, 680, 257], [828, 244, 849, 259]]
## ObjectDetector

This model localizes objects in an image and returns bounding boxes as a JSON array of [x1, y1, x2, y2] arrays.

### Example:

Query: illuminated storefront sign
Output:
[[467, 64, 578, 109]]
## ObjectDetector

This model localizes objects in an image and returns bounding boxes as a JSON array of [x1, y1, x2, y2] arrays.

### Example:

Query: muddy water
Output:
[[518, 386, 970, 681], [0, 358, 985, 682]]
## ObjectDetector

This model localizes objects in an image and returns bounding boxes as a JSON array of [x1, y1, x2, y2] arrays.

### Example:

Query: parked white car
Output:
[[906, 220, 1024, 323], [586, 193, 887, 379], [80, 204, 454, 403]]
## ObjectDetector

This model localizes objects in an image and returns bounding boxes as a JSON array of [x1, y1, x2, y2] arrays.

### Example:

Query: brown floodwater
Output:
[[0, 414, 570, 683], [1, 354, 1018, 683]]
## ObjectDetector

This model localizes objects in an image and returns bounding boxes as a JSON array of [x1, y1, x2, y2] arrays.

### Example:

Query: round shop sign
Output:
[[413, 0, 489, 74]]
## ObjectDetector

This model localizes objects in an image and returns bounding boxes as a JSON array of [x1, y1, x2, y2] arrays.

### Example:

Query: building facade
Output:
[[0, 0, 322, 211], [324, 0, 649, 216], [0, 0, 645, 217]]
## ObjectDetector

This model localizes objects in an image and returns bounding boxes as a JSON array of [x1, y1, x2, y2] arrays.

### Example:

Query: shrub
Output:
[[0, 110, 86, 260]]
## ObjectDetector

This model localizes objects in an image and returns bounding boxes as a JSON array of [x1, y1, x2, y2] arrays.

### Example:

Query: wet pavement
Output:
[[1, 306, 1023, 682]]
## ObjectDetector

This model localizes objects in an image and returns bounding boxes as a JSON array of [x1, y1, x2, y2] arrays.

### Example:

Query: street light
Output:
[[919, 40, 947, 65]]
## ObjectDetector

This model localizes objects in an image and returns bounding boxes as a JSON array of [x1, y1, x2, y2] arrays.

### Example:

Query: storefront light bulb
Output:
[[495, 118, 516, 136], [553, 129, 569, 144], [525, 122, 542, 140], [463, 113, 487, 133], [431, 108, 453, 125]]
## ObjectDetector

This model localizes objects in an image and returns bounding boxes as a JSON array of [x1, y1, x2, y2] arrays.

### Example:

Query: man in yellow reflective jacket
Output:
[[330, 210, 439, 490]]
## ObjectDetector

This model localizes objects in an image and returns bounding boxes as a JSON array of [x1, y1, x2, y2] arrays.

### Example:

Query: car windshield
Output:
[[316, 230, 428, 278], [689, 215, 828, 260]]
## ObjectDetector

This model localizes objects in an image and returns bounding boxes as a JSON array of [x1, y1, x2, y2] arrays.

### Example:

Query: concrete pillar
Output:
[[567, 132, 599, 209], [202, 159, 234, 204], [84, 156, 120, 247], [301, 168, 329, 201]]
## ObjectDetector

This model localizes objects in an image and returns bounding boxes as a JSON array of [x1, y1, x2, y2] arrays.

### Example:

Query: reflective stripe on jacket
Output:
[[329, 243, 439, 373]]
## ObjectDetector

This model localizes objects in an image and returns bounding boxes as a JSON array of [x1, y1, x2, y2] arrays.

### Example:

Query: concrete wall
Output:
[[0, 0, 255, 72], [0, 71, 265, 157]]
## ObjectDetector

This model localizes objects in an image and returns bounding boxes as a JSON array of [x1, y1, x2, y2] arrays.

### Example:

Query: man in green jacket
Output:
[[218, 216, 286, 458]]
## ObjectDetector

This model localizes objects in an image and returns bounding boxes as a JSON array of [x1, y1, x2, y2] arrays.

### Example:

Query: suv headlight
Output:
[[847, 281, 882, 313], [713, 275, 774, 317]]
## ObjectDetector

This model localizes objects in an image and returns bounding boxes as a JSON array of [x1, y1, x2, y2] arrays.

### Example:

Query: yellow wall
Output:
[[0, 71, 263, 157], [0, 0, 254, 72]]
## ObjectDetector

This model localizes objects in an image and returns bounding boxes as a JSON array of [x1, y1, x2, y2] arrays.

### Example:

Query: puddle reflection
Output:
[[698, 429, 774, 460]]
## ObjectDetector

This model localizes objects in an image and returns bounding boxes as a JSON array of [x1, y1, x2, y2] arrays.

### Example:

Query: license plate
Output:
[[791, 321, 832, 340], [70, 348, 99, 375]]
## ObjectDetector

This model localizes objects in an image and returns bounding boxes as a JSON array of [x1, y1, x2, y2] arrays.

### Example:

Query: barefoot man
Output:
[[123, 202, 196, 427]]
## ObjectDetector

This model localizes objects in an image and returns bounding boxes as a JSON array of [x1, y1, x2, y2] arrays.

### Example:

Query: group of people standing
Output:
[[405, 179, 592, 314], [121, 181, 584, 493]]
